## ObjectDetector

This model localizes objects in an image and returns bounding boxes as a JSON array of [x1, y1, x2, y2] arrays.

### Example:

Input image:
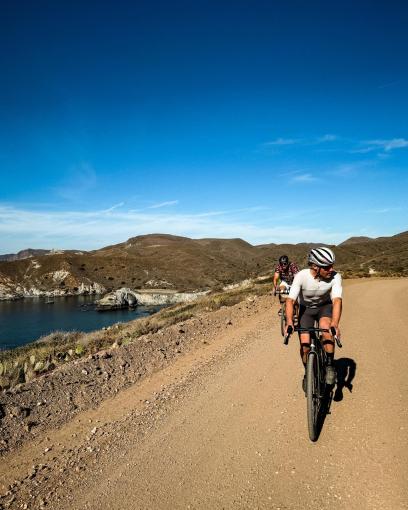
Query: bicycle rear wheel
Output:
[[306, 351, 319, 441], [280, 301, 286, 336]]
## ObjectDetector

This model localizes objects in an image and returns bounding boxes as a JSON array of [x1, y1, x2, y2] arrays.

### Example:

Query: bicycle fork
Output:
[[307, 341, 323, 399]]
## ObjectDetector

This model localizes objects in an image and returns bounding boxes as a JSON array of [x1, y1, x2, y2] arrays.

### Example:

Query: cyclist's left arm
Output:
[[331, 273, 343, 338], [285, 272, 301, 330], [273, 266, 281, 288]]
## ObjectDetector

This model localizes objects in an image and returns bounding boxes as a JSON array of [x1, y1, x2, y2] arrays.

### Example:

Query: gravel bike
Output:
[[274, 288, 298, 336], [284, 324, 342, 441]]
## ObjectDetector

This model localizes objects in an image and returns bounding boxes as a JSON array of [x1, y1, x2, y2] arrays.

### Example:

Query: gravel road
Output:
[[2, 278, 407, 509]]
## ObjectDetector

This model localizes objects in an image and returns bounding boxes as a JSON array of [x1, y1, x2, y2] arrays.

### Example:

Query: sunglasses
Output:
[[320, 264, 334, 270]]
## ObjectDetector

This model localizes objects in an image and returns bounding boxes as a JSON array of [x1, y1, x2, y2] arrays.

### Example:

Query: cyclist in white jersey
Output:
[[284, 247, 342, 389]]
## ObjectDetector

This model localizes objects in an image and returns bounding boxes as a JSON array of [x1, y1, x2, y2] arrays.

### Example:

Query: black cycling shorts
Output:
[[298, 301, 332, 330]]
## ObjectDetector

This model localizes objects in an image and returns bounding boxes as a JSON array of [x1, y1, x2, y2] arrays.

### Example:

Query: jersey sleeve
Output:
[[274, 266, 280, 273], [331, 273, 343, 299], [291, 263, 299, 273], [288, 272, 301, 301]]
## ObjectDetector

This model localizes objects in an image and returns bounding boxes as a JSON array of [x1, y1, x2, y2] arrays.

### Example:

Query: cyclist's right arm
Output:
[[284, 272, 302, 335], [273, 268, 280, 289]]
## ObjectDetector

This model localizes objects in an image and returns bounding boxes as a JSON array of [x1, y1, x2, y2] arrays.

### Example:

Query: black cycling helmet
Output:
[[279, 255, 289, 265]]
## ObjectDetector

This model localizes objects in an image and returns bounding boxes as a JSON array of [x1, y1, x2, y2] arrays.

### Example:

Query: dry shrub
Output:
[[0, 276, 277, 389], [36, 330, 78, 345]]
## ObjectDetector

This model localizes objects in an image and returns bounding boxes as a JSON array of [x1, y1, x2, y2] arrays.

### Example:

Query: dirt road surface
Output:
[[2, 278, 407, 509]]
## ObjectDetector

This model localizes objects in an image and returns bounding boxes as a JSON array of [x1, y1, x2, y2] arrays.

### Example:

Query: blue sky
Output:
[[1, 0, 407, 252]]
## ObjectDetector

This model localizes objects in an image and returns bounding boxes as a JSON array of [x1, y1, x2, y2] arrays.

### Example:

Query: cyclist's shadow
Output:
[[333, 357, 357, 402], [316, 358, 357, 440]]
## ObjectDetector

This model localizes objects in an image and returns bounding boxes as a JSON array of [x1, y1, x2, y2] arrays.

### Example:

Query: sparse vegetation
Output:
[[0, 279, 276, 390]]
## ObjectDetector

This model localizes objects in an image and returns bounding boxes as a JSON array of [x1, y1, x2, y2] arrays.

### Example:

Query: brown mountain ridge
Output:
[[0, 232, 407, 299]]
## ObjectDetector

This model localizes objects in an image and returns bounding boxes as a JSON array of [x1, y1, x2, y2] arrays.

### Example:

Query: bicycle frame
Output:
[[284, 325, 342, 398], [307, 329, 326, 400]]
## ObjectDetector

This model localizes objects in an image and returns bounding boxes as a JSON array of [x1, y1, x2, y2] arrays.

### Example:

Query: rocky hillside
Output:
[[1, 231, 407, 300]]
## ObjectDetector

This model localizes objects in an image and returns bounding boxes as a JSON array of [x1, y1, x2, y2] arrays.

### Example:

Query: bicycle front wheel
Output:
[[306, 352, 319, 441], [280, 301, 286, 336]]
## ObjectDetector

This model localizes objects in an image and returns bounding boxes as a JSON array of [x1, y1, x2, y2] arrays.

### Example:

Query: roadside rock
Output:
[[96, 287, 210, 310]]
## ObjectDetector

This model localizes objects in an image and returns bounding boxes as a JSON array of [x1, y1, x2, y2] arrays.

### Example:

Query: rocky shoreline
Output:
[[0, 282, 106, 301], [95, 288, 210, 310]]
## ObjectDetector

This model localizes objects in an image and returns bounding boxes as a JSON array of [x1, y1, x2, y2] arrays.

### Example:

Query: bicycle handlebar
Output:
[[283, 325, 342, 348], [274, 289, 290, 296], [330, 326, 342, 348], [283, 325, 293, 345]]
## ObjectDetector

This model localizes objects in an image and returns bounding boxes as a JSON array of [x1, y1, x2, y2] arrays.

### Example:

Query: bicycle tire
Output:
[[306, 351, 319, 441], [280, 301, 286, 336]]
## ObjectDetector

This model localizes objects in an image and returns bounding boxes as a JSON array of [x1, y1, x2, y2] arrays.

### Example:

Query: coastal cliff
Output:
[[0, 277, 106, 301], [95, 288, 209, 310]]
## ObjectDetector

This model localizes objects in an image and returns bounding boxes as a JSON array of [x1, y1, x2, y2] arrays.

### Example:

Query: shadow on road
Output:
[[333, 357, 357, 402], [313, 358, 357, 441]]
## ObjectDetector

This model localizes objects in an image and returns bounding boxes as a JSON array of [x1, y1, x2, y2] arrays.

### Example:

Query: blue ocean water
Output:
[[0, 294, 165, 351]]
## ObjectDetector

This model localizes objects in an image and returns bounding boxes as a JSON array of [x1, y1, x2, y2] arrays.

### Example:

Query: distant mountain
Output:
[[1, 231, 407, 299], [339, 236, 374, 246], [295, 242, 329, 249], [0, 248, 81, 261], [0, 249, 51, 261]]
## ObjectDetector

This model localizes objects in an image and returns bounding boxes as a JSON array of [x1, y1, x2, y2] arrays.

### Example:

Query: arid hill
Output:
[[338, 236, 374, 246], [0, 231, 407, 299]]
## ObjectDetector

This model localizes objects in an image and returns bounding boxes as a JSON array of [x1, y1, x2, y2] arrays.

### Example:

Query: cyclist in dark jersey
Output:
[[273, 255, 299, 315], [273, 255, 299, 290]]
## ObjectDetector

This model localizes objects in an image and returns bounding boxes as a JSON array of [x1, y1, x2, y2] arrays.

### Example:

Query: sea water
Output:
[[0, 294, 165, 351]]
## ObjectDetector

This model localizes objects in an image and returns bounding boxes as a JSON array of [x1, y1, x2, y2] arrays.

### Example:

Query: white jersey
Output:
[[288, 269, 342, 308]]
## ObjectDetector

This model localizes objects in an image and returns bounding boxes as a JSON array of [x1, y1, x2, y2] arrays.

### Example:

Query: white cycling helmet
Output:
[[309, 247, 335, 267]]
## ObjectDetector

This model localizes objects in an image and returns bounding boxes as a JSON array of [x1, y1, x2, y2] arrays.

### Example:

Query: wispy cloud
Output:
[[367, 207, 403, 214], [316, 134, 338, 143], [366, 139, 408, 151], [103, 202, 124, 213], [278, 169, 304, 177], [0, 203, 350, 252], [264, 138, 303, 146], [148, 200, 179, 209], [263, 135, 407, 160], [291, 173, 319, 182], [329, 164, 357, 176], [349, 147, 375, 154], [265, 134, 338, 147], [347, 138, 408, 156], [379, 79, 405, 89], [196, 206, 269, 218]]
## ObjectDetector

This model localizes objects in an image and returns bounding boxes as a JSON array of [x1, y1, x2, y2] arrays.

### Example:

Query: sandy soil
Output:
[[1, 278, 407, 509]]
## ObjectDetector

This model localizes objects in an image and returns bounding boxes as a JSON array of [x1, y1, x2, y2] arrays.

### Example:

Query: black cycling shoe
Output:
[[278, 308, 282, 316], [302, 376, 307, 395], [325, 365, 337, 385]]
